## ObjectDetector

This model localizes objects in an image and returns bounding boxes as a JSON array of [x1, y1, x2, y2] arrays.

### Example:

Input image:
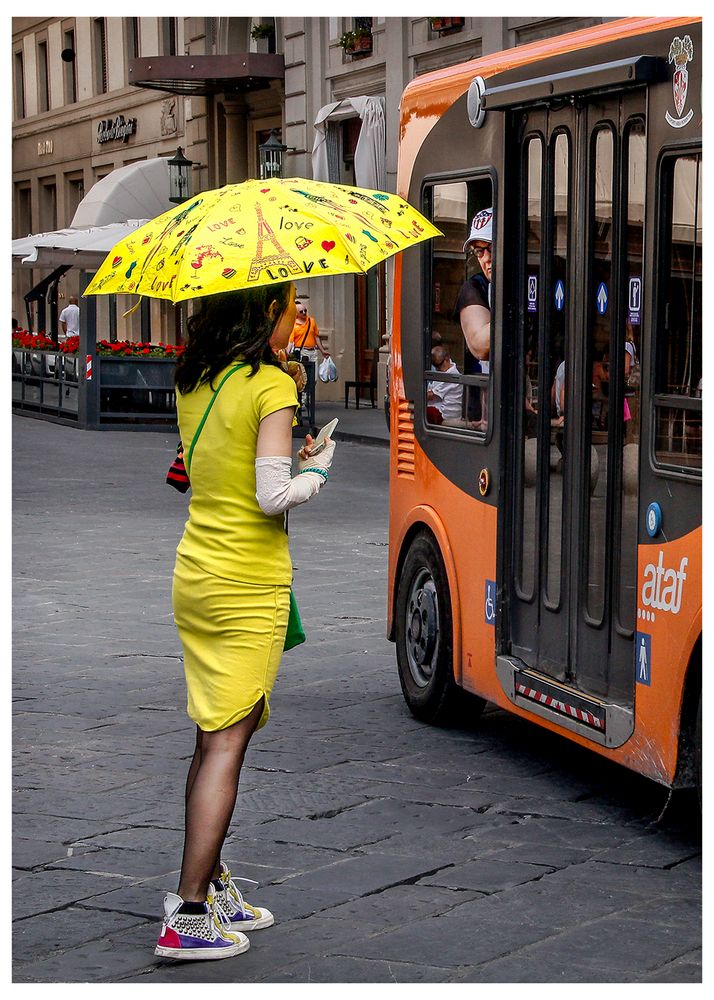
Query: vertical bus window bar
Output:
[[516, 136, 543, 601], [617, 120, 645, 629], [545, 130, 570, 608], [586, 126, 615, 625]]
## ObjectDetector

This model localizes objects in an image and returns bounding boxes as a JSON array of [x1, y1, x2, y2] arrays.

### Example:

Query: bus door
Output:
[[500, 88, 646, 746]]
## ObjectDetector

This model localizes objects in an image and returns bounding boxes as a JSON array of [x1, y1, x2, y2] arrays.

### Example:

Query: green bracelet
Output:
[[299, 467, 329, 482]]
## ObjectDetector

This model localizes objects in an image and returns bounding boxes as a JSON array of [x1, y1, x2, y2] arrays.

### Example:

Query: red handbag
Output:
[[166, 443, 190, 493]]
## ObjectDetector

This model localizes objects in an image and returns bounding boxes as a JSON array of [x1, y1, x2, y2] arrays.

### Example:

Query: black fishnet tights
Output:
[[177, 697, 264, 902]]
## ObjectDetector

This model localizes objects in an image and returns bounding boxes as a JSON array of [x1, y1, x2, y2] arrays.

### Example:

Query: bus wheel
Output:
[[395, 531, 484, 726], [695, 690, 702, 807]]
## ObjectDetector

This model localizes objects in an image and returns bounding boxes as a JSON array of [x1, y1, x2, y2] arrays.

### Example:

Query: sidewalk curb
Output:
[[333, 430, 389, 448]]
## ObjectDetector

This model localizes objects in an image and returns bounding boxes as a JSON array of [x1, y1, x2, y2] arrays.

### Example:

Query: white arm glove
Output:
[[255, 440, 335, 517]]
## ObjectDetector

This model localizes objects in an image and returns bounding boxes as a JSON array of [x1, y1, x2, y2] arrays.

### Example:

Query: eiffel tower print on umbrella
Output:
[[84, 177, 442, 303]]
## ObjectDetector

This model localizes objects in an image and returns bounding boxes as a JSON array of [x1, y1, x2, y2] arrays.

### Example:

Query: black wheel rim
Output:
[[405, 567, 440, 688]]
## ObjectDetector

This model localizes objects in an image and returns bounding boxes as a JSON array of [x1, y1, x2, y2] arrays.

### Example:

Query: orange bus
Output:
[[388, 17, 702, 795]]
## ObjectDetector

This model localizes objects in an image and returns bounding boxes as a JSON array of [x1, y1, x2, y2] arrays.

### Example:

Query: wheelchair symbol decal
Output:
[[485, 580, 496, 626]]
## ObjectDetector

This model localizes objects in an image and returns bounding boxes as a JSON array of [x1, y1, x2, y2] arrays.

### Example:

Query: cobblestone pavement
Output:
[[12, 415, 701, 984]]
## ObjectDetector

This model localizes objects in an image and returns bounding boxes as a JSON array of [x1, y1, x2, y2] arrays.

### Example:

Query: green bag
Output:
[[284, 589, 305, 651]]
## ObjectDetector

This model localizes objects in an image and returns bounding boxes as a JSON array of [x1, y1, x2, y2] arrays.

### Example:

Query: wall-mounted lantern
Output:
[[168, 146, 193, 203], [258, 130, 289, 180]]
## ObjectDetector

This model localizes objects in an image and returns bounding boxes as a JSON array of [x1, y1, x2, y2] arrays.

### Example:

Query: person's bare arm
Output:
[[316, 331, 330, 357], [256, 406, 295, 458], [459, 304, 491, 361]]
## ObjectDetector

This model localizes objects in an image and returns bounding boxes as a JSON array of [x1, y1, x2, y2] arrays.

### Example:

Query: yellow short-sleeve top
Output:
[[176, 362, 298, 585]]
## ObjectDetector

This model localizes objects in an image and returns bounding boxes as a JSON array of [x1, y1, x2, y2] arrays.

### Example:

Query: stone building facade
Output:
[[12, 16, 610, 401]]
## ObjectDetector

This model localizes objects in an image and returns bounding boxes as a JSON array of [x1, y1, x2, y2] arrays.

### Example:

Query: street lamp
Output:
[[258, 130, 288, 180], [168, 146, 193, 204]]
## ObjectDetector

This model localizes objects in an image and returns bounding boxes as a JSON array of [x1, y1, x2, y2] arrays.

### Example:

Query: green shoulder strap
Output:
[[185, 363, 246, 474]]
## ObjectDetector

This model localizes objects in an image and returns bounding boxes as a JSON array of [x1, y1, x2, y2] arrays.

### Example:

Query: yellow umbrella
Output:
[[84, 177, 442, 303]]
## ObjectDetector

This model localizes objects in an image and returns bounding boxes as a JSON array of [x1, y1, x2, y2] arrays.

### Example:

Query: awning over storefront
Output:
[[128, 53, 284, 97], [312, 96, 386, 190], [71, 158, 174, 228]]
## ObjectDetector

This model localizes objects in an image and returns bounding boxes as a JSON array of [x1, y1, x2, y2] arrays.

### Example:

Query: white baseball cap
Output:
[[464, 207, 493, 251]]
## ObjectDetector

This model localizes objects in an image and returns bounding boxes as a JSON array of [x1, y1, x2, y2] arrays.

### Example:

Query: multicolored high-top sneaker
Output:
[[214, 861, 275, 931], [154, 882, 250, 960]]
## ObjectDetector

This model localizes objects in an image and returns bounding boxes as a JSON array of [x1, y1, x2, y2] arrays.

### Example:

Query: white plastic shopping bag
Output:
[[318, 356, 338, 382]]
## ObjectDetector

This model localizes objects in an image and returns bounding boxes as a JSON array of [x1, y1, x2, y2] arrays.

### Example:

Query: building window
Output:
[[15, 184, 32, 239], [162, 18, 178, 56], [37, 40, 50, 113], [340, 118, 361, 184], [39, 180, 57, 232], [127, 18, 140, 61], [63, 29, 77, 105], [13, 50, 25, 119], [93, 18, 107, 95], [66, 173, 85, 227]]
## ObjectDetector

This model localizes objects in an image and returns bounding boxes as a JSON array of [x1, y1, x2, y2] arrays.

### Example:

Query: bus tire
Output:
[[395, 530, 485, 726], [695, 690, 702, 807]]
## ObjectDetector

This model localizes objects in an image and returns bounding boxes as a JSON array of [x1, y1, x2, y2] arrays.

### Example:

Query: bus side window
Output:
[[654, 152, 702, 472], [425, 177, 494, 434]]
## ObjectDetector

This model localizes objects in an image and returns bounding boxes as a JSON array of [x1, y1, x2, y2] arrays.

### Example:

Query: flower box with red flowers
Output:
[[339, 28, 373, 56], [96, 340, 186, 358], [12, 330, 56, 351], [429, 17, 464, 33]]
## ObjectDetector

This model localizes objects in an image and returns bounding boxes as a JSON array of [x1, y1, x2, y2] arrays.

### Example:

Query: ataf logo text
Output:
[[641, 552, 688, 614]]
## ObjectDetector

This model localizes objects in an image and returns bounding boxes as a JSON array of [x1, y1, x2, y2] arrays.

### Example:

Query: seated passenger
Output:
[[427, 346, 463, 423]]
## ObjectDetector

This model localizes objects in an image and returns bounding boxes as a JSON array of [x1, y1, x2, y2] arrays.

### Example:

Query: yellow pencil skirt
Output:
[[172, 553, 290, 732]]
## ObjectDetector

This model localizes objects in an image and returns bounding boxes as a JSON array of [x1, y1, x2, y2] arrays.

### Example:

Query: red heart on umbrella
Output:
[[321, 241, 336, 252], [349, 199, 358, 204], [260, 188, 270, 193], [112, 256, 122, 267]]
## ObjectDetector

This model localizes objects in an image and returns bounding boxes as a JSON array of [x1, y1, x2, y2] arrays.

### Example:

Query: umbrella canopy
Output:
[[12, 221, 150, 270], [84, 178, 442, 303], [71, 158, 173, 228]]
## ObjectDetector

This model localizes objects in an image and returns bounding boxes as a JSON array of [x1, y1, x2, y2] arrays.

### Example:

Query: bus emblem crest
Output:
[[666, 35, 694, 129]]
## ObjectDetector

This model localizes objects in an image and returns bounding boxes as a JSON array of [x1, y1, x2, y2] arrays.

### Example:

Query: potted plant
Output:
[[250, 21, 276, 53], [339, 26, 373, 56], [250, 22, 274, 40], [429, 17, 464, 34]]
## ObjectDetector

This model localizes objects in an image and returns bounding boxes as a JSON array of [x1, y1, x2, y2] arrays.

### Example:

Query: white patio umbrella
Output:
[[70, 158, 174, 228], [12, 221, 150, 269]]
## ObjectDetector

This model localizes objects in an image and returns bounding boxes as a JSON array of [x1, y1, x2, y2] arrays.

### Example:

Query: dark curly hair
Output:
[[174, 284, 291, 394]]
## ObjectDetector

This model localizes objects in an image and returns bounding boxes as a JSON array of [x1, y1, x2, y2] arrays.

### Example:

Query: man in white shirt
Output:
[[552, 360, 566, 426], [58, 296, 80, 343], [427, 345, 463, 421]]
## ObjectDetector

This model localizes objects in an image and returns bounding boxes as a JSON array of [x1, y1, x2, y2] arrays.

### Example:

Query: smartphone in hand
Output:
[[309, 417, 339, 456]]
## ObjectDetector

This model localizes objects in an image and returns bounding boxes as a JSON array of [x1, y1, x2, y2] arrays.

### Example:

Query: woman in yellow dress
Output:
[[155, 281, 335, 961]]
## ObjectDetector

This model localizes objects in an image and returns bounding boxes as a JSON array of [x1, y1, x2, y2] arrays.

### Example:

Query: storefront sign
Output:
[[97, 115, 137, 144]]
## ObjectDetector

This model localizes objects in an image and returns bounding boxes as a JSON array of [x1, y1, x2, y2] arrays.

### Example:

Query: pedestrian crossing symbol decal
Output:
[[635, 632, 652, 686]]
